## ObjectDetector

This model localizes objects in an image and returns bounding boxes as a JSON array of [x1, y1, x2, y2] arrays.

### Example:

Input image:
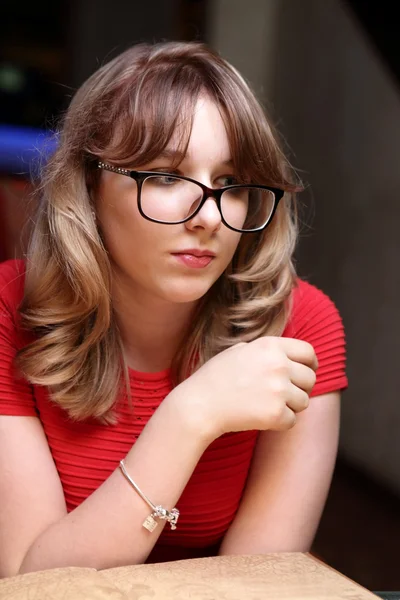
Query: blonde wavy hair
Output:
[[17, 41, 301, 423]]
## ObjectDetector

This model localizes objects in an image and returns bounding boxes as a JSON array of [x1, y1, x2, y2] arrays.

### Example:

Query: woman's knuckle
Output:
[[278, 408, 296, 430], [301, 391, 310, 409], [270, 377, 287, 397], [308, 343, 318, 366], [272, 401, 287, 422], [304, 369, 316, 393], [262, 335, 276, 346], [310, 369, 317, 388], [267, 354, 289, 375]]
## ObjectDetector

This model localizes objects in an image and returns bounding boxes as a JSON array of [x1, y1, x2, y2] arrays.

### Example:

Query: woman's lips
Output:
[[172, 253, 214, 268]]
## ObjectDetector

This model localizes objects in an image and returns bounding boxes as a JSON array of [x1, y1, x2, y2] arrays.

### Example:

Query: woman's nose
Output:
[[185, 196, 222, 233]]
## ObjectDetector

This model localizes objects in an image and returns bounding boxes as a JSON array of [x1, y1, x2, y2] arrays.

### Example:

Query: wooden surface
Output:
[[0, 553, 378, 599]]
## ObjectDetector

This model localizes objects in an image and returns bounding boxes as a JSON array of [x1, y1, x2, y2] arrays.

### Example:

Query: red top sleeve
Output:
[[282, 279, 348, 397], [0, 259, 36, 416]]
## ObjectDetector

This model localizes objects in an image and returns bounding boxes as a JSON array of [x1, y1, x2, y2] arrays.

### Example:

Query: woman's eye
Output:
[[149, 175, 178, 185], [218, 175, 239, 187]]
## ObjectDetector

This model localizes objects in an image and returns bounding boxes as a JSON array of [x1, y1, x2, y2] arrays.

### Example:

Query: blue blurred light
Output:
[[0, 124, 58, 176]]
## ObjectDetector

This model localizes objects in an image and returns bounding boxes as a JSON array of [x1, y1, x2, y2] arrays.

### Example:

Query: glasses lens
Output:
[[221, 187, 276, 231], [140, 175, 203, 223]]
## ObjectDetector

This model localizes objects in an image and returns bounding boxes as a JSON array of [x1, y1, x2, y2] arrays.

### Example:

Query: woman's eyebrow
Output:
[[157, 150, 234, 167], [157, 148, 233, 166], [156, 149, 186, 162]]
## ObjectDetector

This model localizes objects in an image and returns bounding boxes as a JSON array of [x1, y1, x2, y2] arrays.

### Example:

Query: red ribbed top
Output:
[[0, 259, 347, 561]]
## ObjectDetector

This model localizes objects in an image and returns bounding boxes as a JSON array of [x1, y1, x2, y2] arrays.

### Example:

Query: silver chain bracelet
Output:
[[119, 459, 180, 532]]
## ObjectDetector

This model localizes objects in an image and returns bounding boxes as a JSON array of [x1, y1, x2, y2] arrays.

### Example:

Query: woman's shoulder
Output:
[[283, 278, 347, 396], [0, 258, 26, 333], [0, 259, 25, 309], [0, 259, 37, 417], [0, 258, 26, 305], [283, 278, 345, 339]]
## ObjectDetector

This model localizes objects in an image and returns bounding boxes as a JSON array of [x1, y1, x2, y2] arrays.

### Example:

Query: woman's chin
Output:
[[161, 280, 215, 304]]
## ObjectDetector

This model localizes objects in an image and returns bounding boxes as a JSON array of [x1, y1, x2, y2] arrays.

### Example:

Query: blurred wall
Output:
[[208, 0, 278, 100], [69, 0, 180, 86], [210, 0, 400, 493]]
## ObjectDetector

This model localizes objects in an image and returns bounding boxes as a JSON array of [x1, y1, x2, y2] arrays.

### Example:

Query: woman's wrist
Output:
[[161, 384, 217, 450]]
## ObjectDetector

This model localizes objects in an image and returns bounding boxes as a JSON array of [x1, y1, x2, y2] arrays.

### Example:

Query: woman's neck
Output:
[[112, 280, 198, 374]]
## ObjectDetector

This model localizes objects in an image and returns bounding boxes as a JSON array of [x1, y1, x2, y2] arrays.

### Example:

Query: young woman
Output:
[[0, 41, 347, 576]]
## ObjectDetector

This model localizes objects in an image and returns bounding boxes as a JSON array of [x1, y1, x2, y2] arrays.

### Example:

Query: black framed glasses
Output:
[[98, 161, 284, 233]]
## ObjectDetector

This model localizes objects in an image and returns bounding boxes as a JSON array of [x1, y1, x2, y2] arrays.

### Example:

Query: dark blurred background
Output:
[[1, 0, 399, 592]]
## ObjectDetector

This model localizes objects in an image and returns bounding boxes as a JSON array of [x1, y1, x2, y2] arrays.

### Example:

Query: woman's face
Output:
[[95, 96, 243, 306]]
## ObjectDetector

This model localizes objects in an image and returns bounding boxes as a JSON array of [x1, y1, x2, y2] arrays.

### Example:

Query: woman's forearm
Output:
[[19, 389, 209, 573]]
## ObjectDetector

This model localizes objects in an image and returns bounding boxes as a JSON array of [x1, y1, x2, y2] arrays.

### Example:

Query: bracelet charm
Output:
[[119, 459, 180, 533], [142, 514, 158, 532]]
